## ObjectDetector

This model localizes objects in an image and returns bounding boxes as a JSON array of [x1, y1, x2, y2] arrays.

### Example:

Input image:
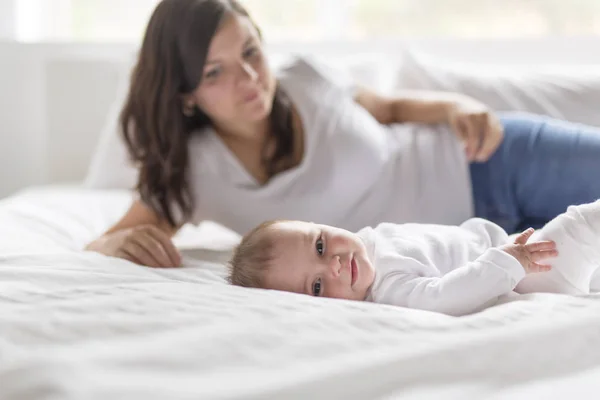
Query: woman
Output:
[[86, 0, 600, 268]]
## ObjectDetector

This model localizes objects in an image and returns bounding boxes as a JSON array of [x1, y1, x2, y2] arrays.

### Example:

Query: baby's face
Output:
[[263, 221, 375, 301]]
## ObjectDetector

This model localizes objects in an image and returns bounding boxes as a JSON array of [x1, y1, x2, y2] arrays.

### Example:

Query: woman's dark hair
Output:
[[120, 0, 294, 227]]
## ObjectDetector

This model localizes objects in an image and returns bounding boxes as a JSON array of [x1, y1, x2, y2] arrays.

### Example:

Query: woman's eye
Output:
[[243, 46, 258, 58], [312, 278, 322, 297], [204, 68, 221, 80], [315, 237, 324, 256]]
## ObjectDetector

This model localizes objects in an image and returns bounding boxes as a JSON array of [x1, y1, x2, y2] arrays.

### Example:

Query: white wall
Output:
[[1, 37, 600, 199], [0, 1, 17, 40], [0, 42, 134, 198]]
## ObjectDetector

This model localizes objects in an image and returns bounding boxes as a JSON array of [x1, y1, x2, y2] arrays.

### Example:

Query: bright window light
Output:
[[11, 0, 600, 43]]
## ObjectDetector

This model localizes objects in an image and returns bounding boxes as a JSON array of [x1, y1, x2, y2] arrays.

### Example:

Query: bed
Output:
[[2, 186, 600, 400], [4, 45, 600, 398]]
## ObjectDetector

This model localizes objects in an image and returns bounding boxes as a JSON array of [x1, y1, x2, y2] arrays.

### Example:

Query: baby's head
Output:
[[228, 220, 375, 301]]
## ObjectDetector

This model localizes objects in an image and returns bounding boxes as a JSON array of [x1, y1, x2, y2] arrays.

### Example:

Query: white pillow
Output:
[[395, 49, 600, 128], [84, 56, 139, 190]]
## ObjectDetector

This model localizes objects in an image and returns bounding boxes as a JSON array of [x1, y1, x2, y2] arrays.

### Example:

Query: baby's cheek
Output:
[[328, 284, 353, 300]]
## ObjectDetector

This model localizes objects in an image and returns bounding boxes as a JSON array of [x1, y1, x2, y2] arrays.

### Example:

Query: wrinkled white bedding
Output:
[[1, 187, 600, 400]]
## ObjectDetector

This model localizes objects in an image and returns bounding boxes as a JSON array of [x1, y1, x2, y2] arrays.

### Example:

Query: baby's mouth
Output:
[[351, 257, 358, 288]]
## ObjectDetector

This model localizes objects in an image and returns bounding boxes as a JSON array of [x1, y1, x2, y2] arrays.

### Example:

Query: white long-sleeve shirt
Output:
[[358, 200, 600, 316], [359, 218, 526, 316]]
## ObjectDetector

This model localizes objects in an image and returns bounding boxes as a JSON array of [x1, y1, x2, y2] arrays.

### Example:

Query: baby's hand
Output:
[[500, 228, 558, 274]]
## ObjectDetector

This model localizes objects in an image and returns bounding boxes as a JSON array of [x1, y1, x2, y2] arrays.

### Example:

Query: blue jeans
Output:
[[469, 112, 600, 234]]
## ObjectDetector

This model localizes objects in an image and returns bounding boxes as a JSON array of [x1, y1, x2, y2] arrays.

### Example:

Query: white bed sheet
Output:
[[1, 187, 600, 400]]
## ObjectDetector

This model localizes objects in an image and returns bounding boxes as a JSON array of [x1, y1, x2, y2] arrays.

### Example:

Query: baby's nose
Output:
[[329, 255, 342, 278]]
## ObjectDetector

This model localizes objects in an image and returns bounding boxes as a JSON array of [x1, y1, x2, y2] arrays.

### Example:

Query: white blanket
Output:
[[1, 187, 600, 400]]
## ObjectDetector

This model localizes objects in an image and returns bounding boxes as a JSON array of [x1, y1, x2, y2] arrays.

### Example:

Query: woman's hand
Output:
[[86, 225, 182, 268], [353, 88, 504, 162], [447, 98, 504, 162]]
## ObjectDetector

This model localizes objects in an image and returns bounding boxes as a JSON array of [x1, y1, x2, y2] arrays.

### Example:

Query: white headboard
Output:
[[2, 37, 600, 198]]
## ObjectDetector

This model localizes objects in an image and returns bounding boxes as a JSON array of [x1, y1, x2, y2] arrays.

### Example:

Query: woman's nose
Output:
[[238, 61, 258, 82]]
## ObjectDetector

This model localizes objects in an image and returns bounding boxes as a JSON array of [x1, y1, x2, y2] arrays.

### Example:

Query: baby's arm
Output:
[[373, 248, 525, 316], [373, 229, 557, 316]]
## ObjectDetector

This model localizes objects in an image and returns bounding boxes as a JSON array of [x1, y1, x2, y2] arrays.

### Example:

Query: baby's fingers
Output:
[[525, 240, 557, 253], [531, 248, 559, 262], [514, 228, 535, 245], [529, 262, 553, 273]]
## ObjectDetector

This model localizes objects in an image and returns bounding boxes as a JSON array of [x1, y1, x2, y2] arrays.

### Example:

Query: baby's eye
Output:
[[312, 278, 322, 297], [315, 236, 324, 256]]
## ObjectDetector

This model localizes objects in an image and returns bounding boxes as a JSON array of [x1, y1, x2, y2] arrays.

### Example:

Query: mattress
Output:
[[1, 187, 600, 400]]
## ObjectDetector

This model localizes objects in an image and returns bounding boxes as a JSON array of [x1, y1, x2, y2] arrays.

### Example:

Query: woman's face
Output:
[[186, 13, 276, 128]]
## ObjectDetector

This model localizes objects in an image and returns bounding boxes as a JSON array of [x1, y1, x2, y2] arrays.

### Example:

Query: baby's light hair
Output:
[[227, 220, 285, 288]]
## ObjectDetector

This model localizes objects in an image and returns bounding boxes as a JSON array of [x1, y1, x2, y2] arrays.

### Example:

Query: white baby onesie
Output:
[[516, 200, 600, 295], [360, 200, 600, 316]]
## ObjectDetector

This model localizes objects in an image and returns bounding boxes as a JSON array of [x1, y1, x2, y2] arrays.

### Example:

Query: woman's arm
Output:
[[353, 87, 504, 162], [102, 199, 178, 236], [86, 199, 182, 268], [354, 88, 466, 125]]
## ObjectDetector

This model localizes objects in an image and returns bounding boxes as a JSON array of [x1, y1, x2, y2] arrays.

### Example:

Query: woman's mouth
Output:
[[244, 91, 259, 103], [351, 257, 358, 287]]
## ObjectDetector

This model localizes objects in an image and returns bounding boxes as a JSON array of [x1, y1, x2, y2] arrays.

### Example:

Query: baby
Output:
[[228, 200, 600, 316]]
